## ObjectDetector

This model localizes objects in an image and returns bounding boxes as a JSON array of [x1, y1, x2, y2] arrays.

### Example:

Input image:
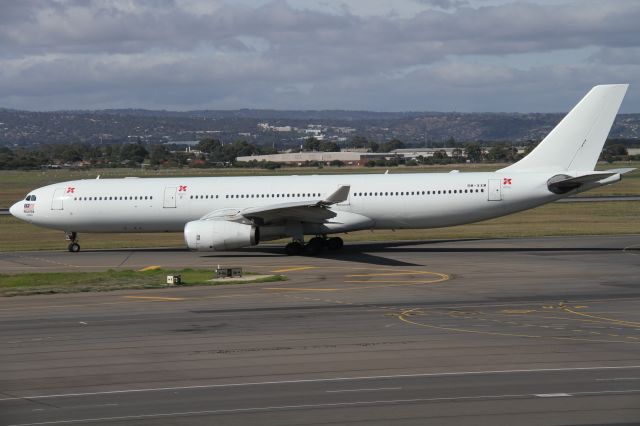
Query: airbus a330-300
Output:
[[10, 85, 634, 255]]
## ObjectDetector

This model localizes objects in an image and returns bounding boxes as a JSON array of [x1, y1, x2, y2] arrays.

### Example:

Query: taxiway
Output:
[[1, 235, 640, 425]]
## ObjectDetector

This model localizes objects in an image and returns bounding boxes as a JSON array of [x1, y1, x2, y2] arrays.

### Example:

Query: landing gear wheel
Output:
[[66, 232, 80, 253], [285, 242, 303, 256], [304, 238, 324, 256], [308, 237, 327, 248], [327, 237, 344, 250]]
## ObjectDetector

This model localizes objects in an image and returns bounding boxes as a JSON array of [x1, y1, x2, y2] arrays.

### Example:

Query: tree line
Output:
[[0, 136, 635, 170]]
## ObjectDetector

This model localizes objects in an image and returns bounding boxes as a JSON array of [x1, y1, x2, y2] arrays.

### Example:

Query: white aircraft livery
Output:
[[9, 85, 634, 255]]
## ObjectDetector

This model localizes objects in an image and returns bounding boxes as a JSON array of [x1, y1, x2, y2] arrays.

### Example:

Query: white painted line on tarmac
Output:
[[2, 365, 640, 402], [8, 389, 640, 426], [326, 387, 401, 393], [596, 377, 640, 381], [534, 393, 571, 397]]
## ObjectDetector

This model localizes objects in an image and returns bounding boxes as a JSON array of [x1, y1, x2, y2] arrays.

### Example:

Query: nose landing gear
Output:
[[66, 232, 80, 252]]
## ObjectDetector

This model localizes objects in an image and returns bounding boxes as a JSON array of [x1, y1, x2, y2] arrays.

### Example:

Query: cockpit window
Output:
[[25, 195, 35, 201], [32, 195, 36, 201], [25, 195, 31, 201]]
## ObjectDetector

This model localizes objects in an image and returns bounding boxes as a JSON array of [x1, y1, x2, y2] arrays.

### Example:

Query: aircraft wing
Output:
[[199, 185, 350, 225]]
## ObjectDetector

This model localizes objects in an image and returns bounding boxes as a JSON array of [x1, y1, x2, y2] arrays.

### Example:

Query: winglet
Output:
[[320, 185, 350, 205]]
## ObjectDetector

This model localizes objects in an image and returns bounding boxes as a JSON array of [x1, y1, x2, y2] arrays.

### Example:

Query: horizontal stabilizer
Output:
[[547, 171, 627, 194], [602, 167, 636, 175]]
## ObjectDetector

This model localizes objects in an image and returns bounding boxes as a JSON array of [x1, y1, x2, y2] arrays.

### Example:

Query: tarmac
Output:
[[1, 235, 640, 425]]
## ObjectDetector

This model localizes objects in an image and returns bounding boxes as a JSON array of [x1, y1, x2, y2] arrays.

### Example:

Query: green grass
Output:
[[0, 201, 637, 252], [0, 268, 286, 296]]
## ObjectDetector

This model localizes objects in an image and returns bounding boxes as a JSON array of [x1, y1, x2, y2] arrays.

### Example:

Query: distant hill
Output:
[[1, 107, 639, 146]]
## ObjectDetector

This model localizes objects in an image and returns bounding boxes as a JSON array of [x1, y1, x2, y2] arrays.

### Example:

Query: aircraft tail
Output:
[[499, 84, 628, 173]]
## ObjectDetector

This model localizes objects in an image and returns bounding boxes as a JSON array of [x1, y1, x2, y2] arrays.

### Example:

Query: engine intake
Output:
[[184, 220, 259, 251]]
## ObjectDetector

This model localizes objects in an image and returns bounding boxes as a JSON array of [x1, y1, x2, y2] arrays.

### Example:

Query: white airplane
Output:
[[10, 85, 634, 255]]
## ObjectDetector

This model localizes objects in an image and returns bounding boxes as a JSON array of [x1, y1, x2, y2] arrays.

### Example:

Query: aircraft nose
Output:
[[9, 202, 22, 218]]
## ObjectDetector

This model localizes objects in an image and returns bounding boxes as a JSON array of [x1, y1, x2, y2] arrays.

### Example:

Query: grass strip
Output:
[[0, 268, 286, 297]]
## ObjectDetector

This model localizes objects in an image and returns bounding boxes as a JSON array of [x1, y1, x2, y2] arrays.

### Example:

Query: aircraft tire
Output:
[[327, 237, 343, 250], [68, 243, 80, 253], [285, 242, 303, 256], [304, 239, 324, 256]]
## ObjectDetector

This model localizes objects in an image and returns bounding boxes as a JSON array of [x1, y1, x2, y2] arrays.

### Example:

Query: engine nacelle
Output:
[[184, 220, 259, 251]]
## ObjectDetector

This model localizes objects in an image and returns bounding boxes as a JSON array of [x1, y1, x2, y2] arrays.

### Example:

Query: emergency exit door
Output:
[[487, 179, 502, 201], [163, 187, 177, 208]]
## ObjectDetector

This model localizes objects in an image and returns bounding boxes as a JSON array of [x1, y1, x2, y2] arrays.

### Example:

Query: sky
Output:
[[0, 0, 639, 112]]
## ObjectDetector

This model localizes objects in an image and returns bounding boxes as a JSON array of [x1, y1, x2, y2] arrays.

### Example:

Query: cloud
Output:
[[0, 0, 639, 111]]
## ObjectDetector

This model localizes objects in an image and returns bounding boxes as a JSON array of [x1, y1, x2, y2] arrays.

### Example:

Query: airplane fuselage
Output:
[[13, 171, 562, 234]]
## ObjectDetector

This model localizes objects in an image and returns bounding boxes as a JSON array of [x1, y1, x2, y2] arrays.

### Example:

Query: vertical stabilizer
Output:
[[499, 84, 628, 173]]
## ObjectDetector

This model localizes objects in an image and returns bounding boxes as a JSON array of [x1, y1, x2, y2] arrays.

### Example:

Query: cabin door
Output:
[[51, 188, 65, 210], [163, 187, 177, 208], [487, 179, 502, 201]]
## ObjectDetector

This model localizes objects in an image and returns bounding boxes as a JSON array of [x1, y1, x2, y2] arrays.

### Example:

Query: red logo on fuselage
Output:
[[66, 187, 75, 193], [503, 178, 512, 185], [178, 185, 188, 192]]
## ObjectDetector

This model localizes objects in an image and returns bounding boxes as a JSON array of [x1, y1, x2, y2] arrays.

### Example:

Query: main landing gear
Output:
[[66, 232, 80, 252], [284, 236, 344, 256]]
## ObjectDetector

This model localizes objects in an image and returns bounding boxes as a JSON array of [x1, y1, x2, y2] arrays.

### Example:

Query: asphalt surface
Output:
[[1, 235, 640, 425]]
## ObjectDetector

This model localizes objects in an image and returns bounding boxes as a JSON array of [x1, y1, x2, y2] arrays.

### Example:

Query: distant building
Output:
[[302, 128, 322, 135], [333, 126, 356, 134], [257, 123, 293, 132], [391, 148, 464, 158], [237, 151, 387, 166]]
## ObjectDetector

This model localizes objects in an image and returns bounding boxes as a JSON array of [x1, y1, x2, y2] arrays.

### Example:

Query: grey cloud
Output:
[[415, 0, 469, 9], [0, 0, 639, 111]]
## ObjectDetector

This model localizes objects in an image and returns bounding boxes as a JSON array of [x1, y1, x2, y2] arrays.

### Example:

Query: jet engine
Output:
[[184, 220, 259, 251]]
